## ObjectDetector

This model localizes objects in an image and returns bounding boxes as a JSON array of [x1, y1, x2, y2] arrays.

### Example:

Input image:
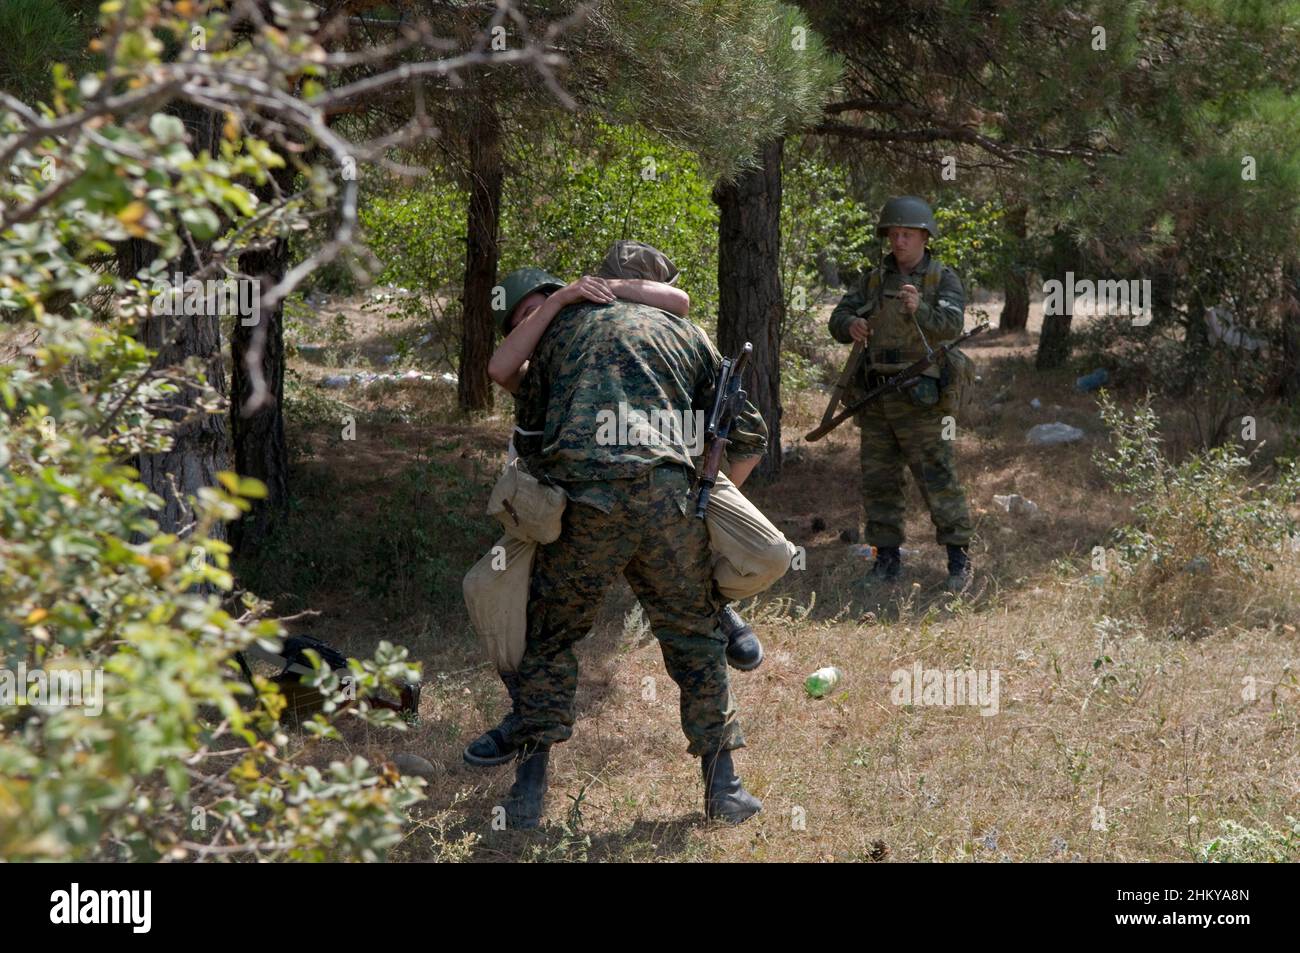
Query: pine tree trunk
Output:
[[998, 204, 1029, 332], [457, 97, 502, 412], [1151, 267, 1175, 327], [125, 105, 230, 540], [229, 164, 293, 554], [1035, 312, 1073, 369], [713, 138, 784, 479], [1036, 228, 1080, 370], [125, 244, 232, 540], [1184, 284, 1211, 354], [133, 305, 230, 540]]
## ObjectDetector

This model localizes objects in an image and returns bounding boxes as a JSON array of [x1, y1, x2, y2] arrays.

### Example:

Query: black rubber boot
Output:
[[463, 672, 523, 767], [945, 544, 972, 593], [701, 748, 762, 824], [868, 545, 902, 582], [505, 745, 550, 830], [719, 605, 763, 671]]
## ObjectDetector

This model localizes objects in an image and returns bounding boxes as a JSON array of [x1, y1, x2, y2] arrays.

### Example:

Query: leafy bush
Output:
[[1093, 392, 1300, 634], [1199, 816, 1300, 863], [0, 318, 424, 860], [779, 144, 875, 390], [929, 196, 1010, 294], [780, 144, 876, 300], [0, 0, 425, 861], [359, 179, 467, 369], [359, 118, 720, 361], [504, 119, 720, 324]]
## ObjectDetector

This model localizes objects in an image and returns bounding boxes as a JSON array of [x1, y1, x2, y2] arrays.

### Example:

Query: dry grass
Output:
[[244, 294, 1300, 862]]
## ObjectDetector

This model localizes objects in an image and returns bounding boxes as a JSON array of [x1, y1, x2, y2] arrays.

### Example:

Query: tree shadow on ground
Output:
[[462, 812, 700, 862]]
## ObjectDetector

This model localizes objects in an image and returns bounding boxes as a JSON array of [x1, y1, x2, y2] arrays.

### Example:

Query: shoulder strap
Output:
[[856, 265, 885, 317], [908, 258, 948, 355], [922, 257, 943, 308]]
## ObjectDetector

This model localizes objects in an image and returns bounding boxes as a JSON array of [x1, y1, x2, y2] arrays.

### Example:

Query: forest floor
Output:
[[234, 289, 1300, 862]]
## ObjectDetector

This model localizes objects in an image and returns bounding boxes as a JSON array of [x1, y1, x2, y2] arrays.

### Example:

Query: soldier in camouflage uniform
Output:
[[463, 249, 768, 771], [503, 286, 768, 829], [828, 196, 974, 592]]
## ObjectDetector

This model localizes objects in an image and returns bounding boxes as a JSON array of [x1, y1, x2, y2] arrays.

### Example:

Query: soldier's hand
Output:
[[848, 317, 872, 343], [565, 275, 617, 306], [899, 284, 920, 314]]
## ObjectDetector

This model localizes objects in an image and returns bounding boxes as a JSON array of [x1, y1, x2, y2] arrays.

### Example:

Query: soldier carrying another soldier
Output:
[[461, 242, 793, 776], [495, 243, 770, 828]]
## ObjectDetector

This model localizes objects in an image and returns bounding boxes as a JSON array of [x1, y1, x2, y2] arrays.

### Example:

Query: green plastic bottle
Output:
[[805, 666, 843, 698]]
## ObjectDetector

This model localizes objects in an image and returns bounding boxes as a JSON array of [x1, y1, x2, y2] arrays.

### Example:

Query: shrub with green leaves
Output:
[[1094, 392, 1300, 633], [929, 196, 1009, 295], [505, 119, 720, 309], [778, 145, 874, 391], [361, 118, 720, 351], [1199, 816, 1300, 863], [359, 178, 467, 369], [0, 316, 424, 861], [0, 0, 474, 861]]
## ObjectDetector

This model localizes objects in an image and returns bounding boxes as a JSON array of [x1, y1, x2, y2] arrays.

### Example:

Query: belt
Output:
[[868, 348, 928, 366], [620, 461, 692, 486], [653, 461, 693, 483]]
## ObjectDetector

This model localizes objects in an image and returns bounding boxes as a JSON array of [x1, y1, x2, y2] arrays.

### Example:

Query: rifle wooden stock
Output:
[[817, 338, 866, 430]]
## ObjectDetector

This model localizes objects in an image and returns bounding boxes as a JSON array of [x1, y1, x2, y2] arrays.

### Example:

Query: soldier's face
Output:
[[510, 291, 550, 330], [887, 227, 927, 264]]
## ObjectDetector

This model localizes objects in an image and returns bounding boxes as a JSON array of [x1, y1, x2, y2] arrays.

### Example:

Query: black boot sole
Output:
[[462, 726, 521, 767], [706, 801, 763, 824], [462, 746, 518, 768], [725, 644, 764, 672]]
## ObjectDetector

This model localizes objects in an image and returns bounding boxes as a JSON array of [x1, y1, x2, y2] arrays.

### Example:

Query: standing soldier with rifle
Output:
[[823, 196, 976, 592]]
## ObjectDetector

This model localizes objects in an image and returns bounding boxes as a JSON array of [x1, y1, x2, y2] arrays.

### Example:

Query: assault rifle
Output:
[[805, 323, 989, 442], [693, 342, 752, 518]]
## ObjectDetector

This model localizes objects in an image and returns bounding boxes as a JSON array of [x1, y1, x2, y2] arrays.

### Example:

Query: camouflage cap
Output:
[[596, 240, 679, 285], [495, 267, 565, 335]]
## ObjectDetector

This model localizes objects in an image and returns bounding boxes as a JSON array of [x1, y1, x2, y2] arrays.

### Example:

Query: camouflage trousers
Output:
[[857, 384, 972, 548], [516, 464, 743, 757]]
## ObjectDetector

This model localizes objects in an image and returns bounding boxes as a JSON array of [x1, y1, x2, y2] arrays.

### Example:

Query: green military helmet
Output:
[[876, 195, 938, 239], [495, 267, 565, 335]]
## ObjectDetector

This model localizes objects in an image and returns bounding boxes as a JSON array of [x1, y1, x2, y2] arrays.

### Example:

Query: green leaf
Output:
[[148, 113, 186, 143], [237, 476, 267, 499], [180, 206, 220, 241]]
